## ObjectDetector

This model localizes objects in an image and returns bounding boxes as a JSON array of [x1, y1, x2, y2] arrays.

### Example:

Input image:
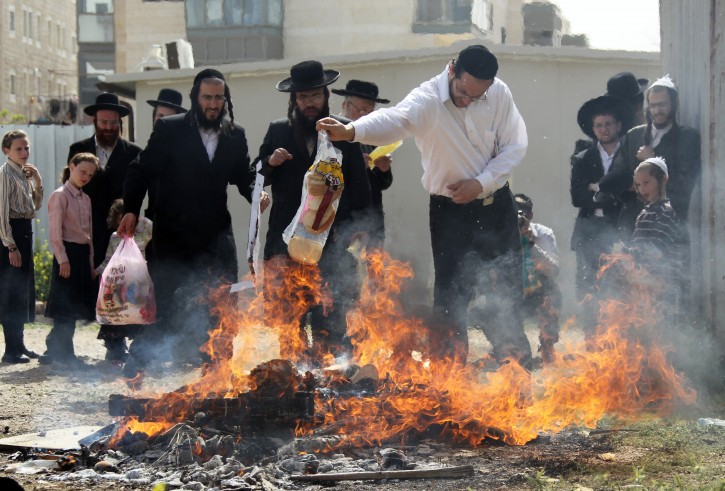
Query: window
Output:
[[79, 1, 114, 14], [414, 0, 472, 33], [185, 0, 282, 28], [10, 73, 16, 95], [9, 8, 15, 33]]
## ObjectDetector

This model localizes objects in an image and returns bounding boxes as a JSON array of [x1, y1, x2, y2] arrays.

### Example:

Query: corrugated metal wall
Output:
[[0, 125, 94, 248], [660, 0, 724, 333]]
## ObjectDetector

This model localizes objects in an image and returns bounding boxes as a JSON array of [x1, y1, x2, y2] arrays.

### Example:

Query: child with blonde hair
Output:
[[630, 157, 689, 316]]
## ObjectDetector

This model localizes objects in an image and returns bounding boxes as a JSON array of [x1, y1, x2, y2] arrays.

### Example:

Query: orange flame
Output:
[[111, 249, 695, 449]]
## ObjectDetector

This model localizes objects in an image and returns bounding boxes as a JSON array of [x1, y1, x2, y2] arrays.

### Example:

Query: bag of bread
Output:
[[283, 131, 344, 265]]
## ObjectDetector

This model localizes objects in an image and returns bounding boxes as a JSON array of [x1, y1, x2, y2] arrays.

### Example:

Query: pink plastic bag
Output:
[[96, 237, 156, 325]]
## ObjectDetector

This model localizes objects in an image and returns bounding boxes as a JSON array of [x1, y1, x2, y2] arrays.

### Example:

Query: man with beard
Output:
[[570, 95, 631, 338], [318, 45, 532, 369], [602, 75, 701, 235], [68, 93, 141, 270], [117, 69, 268, 375], [256, 60, 371, 361]]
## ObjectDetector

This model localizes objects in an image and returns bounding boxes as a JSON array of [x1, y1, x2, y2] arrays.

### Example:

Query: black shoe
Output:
[[20, 348, 40, 359], [61, 356, 87, 369], [2, 354, 30, 364], [122, 355, 144, 379], [38, 354, 55, 365]]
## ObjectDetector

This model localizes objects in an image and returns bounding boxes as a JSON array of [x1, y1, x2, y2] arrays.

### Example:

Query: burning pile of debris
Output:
[[0, 251, 700, 489]]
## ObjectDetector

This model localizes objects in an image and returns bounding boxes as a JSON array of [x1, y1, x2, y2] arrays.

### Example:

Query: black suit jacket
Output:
[[123, 112, 255, 259], [604, 123, 701, 231], [257, 116, 372, 260], [67, 137, 142, 267]]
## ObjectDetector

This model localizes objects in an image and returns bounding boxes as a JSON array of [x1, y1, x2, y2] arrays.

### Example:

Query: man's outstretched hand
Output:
[[316, 117, 355, 142]]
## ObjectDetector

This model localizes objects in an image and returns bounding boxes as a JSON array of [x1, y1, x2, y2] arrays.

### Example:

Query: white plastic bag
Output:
[[96, 237, 156, 325], [283, 131, 344, 265]]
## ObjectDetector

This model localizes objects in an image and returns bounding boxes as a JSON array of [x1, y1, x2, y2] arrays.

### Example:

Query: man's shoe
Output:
[[20, 348, 40, 359], [1, 354, 30, 364], [38, 354, 54, 365], [122, 355, 144, 379], [61, 356, 87, 369]]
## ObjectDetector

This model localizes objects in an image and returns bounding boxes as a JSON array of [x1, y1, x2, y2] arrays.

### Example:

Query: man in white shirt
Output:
[[317, 45, 532, 368]]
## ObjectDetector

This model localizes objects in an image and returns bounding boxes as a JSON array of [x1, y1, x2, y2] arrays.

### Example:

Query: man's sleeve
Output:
[[354, 87, 433, 146], [230, 127, 254, 203], [570, 151, 594, 208], [123, 122, 167, 216], [256, 123, 277, 185]]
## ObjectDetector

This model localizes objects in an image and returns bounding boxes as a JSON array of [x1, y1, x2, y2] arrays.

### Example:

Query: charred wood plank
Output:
[[108, 392, 314, 425]]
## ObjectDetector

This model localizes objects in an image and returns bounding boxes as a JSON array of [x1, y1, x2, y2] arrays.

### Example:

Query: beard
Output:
[[293, 103, 329, 135], [95, 127, 120, 147], [652, 113, 674, 129], [196, 105, 227, 130]]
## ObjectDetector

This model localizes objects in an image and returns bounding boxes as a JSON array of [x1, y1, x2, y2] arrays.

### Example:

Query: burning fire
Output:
[[112, 249, 696, 449]]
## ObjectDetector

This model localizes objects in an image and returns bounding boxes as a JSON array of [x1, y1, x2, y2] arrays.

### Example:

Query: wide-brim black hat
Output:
[[276, 60, 339, 92], [577, 95, 633, 140], [146, 88, 187, 113], [331, 79, 390, 104], [84, 92, 130, 117], [606, 72, 645, 102]]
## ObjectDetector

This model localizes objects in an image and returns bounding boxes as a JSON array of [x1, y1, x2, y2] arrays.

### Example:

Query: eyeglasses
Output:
[[347, 99, 375, 115], [200, 95, 227, 103], [453, 78, 487, 102], [296, 93, 325, 104], [97, 119, 121, 128]]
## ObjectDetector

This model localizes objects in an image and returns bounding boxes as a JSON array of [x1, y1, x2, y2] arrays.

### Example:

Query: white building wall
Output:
[[108, 43, 660, 313]]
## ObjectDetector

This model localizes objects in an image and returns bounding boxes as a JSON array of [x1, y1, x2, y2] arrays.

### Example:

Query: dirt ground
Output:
[[1, 321, 724, 490]]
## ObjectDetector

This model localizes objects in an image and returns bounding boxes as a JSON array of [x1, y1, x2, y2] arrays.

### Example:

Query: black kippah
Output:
[[194, 68, 225, 86], [457, 45, 498, 80]]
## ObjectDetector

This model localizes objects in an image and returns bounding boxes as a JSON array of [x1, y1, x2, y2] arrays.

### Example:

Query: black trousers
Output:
[[128, 228, 238, 366], [0, 219, 34, 356], [429, 185, 532, 367]]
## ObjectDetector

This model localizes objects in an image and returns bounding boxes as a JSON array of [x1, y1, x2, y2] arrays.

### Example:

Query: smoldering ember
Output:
[[1, 250, 722, 490]]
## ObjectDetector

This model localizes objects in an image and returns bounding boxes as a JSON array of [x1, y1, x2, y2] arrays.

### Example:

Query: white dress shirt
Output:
[[199, 127, 220, 162], [650, 122, 673, 149], [530, 222, 559, 278], [352, 65, 528, 197]]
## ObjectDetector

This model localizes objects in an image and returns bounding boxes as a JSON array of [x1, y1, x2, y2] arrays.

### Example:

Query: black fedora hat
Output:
[[146, 88, 187, 113], [331, 80, 390, 104], [606, 72, 645, 102], [577, 95, 632, 140], [83, 92, 130, 117], [276, 60, 339, 93]]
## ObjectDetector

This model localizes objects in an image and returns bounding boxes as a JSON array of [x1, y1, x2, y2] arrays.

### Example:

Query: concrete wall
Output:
[[107, 43, 660, 314], [114, 0, 186, 74], [282, 0, 471, 57]]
